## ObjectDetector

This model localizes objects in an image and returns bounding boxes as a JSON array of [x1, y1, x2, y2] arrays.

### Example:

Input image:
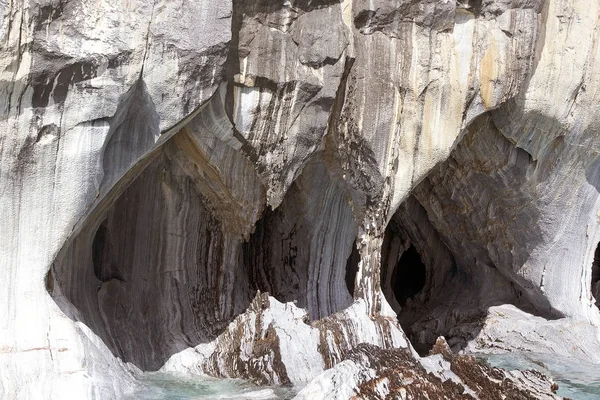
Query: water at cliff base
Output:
[[125, 372, 297, 400], [480, 352, 600, 400], [126, 355, 600, 399]]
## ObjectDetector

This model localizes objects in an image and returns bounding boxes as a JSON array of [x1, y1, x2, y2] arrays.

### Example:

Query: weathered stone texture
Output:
[[2, 0, 600, 398]]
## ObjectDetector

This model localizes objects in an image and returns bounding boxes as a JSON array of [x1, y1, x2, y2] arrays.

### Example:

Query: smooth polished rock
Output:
[[3, 0, 600, 398]]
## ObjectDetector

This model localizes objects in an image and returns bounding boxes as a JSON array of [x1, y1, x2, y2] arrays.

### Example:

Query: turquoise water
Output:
[[126, 354, 600, 400], [480, 353, 600, 400], [125, 372, 297, 400]]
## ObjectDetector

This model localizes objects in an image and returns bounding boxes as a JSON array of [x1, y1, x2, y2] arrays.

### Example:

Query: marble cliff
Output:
[[1, 0, 600, 398]]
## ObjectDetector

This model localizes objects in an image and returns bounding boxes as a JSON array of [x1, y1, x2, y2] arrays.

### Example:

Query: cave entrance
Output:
[[46, 85, 271, 372], [380, 216, 432, 316], [592, 243, 600, 308], [48, 142, 256, 371], [392, 245, 426, 306], [345, 241, 360, 297], [242, 159, 357, 320]]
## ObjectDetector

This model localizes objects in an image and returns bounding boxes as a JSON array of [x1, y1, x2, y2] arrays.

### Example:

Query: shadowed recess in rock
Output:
[[48, 139, 257, 370], [91, 219, 124, 283], [46, 86, 272, 370], [380, 115, 562, 355], [46, 80, 364, 370], [392, 245, 426, 306], [345, 241, 360, 297], [380, 209, 442, 319], [592, 243, 600, 309], [243, 156, 357, 320], [411, 114, 562, 319]]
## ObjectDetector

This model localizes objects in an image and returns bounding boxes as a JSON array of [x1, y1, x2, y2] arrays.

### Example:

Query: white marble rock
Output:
[[1, 0, 600, 399]]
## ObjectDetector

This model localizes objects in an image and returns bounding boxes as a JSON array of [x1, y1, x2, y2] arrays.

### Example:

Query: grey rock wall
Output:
[[2, 0, 600, 398]]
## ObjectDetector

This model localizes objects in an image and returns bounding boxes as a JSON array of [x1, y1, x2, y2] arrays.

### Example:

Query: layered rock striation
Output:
[[1, 0, 600, 398]]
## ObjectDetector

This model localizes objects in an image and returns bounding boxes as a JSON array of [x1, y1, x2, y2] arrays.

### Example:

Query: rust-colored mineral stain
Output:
[[480, 38, 499, 109]]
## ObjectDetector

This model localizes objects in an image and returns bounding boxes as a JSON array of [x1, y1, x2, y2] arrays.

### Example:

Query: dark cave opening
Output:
[[345, 241, 360, 297], [48, 141, 256, 371], [91, 220, 108, 281], [592, 243, 600, 308], [242, 205, 279, 297], [392, 245, 427, 307], [242, 165, 357, 320], [242, 158, 358, 320], [91, 219, 124, 283]]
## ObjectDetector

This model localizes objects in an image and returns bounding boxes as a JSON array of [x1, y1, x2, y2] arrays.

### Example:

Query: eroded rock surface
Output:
[[295, 339, 560, 400], [2, 0, 600, 399]]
